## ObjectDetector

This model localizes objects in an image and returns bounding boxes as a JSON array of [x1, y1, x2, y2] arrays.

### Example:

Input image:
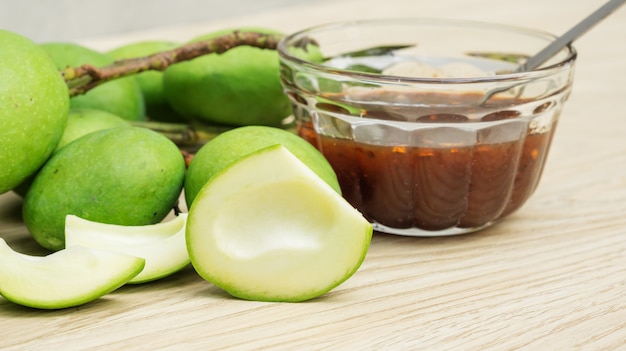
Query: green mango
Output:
[[13, 108, 131, 197], [108, 41, 184, 123], [0, 30, 69, 194], [40, 42, 145, 121], [163, 27, 291, 127], [184, 125, 341, 208], [56, 108, 131, 151], [23, 127, 186, 251]]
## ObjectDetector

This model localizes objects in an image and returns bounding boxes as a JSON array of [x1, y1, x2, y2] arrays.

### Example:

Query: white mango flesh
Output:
[[0, 238, 144, 309], [65, 214, 189, 283], [187, 145, 372, 302]]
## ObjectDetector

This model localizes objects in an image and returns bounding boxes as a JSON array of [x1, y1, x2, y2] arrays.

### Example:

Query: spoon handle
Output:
[[517, 0, 626, 72]]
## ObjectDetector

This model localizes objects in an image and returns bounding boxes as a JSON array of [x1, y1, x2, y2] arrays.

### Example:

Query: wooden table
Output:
[[2, 0, 625, 349]]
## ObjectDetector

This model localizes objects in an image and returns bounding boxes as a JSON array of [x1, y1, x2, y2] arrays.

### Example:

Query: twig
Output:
[[63, 31, 284, 97]]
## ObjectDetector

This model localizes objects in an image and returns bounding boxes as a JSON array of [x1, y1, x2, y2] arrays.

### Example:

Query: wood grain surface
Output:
[[1, 0, 625, 349]]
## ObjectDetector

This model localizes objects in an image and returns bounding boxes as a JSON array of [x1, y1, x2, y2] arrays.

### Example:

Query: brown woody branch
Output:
[[62, 31, 284, 97]]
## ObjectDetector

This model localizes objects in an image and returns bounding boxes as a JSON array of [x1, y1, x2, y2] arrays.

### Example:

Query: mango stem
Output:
[[63, 31, 284, 97]]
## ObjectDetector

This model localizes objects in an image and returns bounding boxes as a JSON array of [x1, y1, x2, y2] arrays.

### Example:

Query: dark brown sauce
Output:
[[296, 92, 557, 232]]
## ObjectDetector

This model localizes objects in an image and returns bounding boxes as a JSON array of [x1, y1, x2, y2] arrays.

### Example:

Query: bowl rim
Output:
[[277, 17, 577, 84]]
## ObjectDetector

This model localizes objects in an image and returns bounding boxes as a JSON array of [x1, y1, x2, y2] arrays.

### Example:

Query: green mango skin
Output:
[[56, 108, 131, 151], [12, 108, 131, 198], [108, 41, 185, 123], [287, 43, 324, 63], [184, 126, 341, 209], [23, 127, 186, 251], [40, 42, 145, 121], [0, 30, 70, 194], [163, 27, 291, 127]]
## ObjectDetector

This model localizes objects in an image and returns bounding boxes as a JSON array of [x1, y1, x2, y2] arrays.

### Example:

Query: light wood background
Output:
[[1, 0, 625, 349]]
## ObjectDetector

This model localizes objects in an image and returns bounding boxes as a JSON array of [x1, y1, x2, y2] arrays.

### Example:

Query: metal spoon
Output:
[[518, 0, 626, 72], [481, 0, 625, 103]]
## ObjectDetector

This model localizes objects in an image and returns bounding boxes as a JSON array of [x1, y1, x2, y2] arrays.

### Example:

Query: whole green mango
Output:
[[163, 27, 290, 127], [12, 108, 131, 198], [0, 30, 69, 194], [56, 108, 131, 151], [23, 127, 186, 250], [17, 107, 130, 197], [40, 42, 145, 121]]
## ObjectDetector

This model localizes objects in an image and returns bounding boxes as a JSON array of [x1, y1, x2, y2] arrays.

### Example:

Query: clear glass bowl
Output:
[[277, 18, 576, 236]]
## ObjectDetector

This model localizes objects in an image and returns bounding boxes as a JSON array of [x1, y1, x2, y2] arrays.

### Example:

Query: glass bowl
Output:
[[277, 18, 576, 236]]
